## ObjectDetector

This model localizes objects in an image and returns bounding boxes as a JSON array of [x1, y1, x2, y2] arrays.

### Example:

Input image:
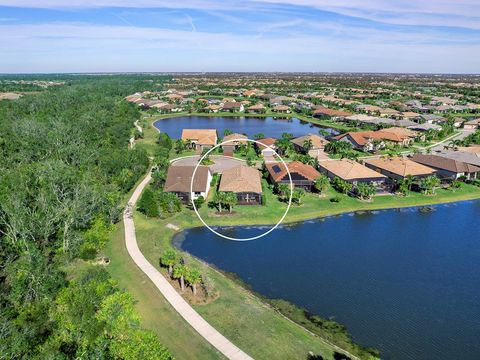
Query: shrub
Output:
[[330, 195, 342, 203], [137, 187, 159, 217]]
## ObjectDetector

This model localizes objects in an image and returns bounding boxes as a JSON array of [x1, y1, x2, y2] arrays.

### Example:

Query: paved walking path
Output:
[[123, 172, 253, 360]]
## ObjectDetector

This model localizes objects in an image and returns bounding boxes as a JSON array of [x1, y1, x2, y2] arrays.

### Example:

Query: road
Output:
[[171, 155, 246, 173]]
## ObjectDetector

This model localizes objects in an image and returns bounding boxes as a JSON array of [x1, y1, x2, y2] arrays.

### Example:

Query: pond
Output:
[[176, 200, 480, 360], [153, 116, 340, 139]]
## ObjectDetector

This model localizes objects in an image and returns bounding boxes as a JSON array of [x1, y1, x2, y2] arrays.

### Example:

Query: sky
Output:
[[0, 0, 479, 73]]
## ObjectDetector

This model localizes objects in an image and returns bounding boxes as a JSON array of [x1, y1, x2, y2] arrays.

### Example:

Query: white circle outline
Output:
[[189, 138, 293, 241]]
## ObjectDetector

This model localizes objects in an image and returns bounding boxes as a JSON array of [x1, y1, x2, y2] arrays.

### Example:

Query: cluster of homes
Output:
[[161, 129, 480, 206], [125, 89, 480, 134]]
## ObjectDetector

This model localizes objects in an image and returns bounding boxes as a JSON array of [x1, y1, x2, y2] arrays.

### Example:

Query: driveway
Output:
[[171, 155, 246, 173]]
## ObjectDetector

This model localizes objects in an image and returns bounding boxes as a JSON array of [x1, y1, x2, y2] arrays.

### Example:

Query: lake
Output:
[[177, 200, 480, 360], [153, 116, 339, 139]]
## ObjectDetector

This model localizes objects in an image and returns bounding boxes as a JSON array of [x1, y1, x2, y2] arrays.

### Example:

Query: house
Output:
[[408, 123, 442, 132], [181, 129, 217, 152], [164, 165, 212, 203], [410, 154, 480, 180], [463, 118, 480, 130], [222, 133, 248, 156], [336, 128, 418, 152], [401, 111, 421, 121], [312, 106, 351, 120], [272, 105, 291, 113], [203, 104, 223, 113], [219, 166, 262, 205], [247, 103, 266, 113], [256, 138, 278, 157], [379, 108, 401, 119], [291, 134, 329, 157], [266, 161, 321, 191], [420, 114, 446, 124], [435, 150, 480, 168], [222, 102, 244, 113], [364, 157, 436, 181], [318, 159, 387, 186]]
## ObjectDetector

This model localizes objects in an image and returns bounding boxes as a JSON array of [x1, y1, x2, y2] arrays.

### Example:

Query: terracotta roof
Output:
[[223, 133, 248, 145], [411, 154, 480, 174], [181, 129, 217, 145], [256, 138, 277, 150], [247, 103, 265, 110], [164, 166, 211, 193], [312, 106, 351, 117], [319, 159, 386, 181], [291, 134, 329, 150], [364, 157, 436, 177], [266, 161, 320, 182], [222, 102, 242, 109], [219, 166, 262, 193]]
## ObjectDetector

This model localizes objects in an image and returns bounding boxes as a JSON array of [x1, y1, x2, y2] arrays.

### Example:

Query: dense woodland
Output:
[[0, 76, 173, 359]]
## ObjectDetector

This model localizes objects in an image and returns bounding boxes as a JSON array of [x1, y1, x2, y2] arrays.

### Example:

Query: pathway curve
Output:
[[123, 172, 253, 360]]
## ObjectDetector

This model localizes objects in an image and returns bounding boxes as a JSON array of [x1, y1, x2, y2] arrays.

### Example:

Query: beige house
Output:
[[219, 165, 262, 205], [318, 159, 387, 185], [181, 129, 217, 152]]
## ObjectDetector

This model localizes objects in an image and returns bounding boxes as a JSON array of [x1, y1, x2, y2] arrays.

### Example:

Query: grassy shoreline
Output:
[[113, 117, 480, 360]]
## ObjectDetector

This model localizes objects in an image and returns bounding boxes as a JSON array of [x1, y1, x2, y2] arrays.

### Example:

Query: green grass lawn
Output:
[[112, 118, 480, 360], [104, 220, 225, 360]]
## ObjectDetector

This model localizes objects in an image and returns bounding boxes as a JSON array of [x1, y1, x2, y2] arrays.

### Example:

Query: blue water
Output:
[[178, 201, 480, 360], [153, 116, 339, 139]]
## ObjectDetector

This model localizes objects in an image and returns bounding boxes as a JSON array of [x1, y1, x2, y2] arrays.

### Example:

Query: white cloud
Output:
[[0, 21, 478, 73], [1, 0, 479, 29]]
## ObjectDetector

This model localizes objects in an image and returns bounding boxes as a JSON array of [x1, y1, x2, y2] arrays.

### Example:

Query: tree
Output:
[[292, 188, 306, 205], [276, 183, 291, 202], [303, 139, 313, 153], [356, 182, 376, 200], [314, 175, 330, 195], [157, 132, 173, 150], [253, 132, 265, 139], [157, 192, 181, 215], [332, 177, 353, 194], [172, 264, 188, 291], [185, 267, 202, 296], [214, 191, 227, 212], [223, 129, 233, 136], [420, 175, 440, 195], [160, 249, 179, 277], [224, 192, 238, 212], [137, 187, 159, 217], [174, 139, 186, 153]]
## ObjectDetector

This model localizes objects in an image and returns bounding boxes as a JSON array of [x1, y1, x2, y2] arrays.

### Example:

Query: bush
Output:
[[137, 187, 159, 217], [261, 193, 267, 206], [330, 195, 342, 203]]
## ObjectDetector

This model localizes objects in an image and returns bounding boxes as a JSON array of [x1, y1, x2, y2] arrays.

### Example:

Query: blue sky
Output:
[[0, 0, 479, 73]]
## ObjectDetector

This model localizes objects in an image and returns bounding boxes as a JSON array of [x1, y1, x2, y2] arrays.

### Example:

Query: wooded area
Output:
[[0, 75, 173, 359]]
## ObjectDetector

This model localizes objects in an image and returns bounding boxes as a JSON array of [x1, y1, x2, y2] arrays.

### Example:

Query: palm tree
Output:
[[356, 182, 376, 200], [292, 188, 306, 205], [173, 264, 188, 291], [185, 268, 202, 296], [276, 183, 291, 201], [314, 175, 330, 195], [160, 249, 179, 277], [223, 129, 233, 136], [405, 174, 414, 191], [303, 139, 313, 153], [429, 175, 441, 194], [214, 191, 227, 212], [224, 192, 238, 212]]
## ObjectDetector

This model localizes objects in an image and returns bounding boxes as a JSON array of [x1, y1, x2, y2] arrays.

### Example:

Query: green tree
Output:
[[224, 192, 238, 212], [292, 188, 306, 205], [303, 139, 313, 153], [356, 182, 376, 200], [185, 267, 202, 296], [332, 177, 353, 194], [253, 132, 265, 139], [160, 249, 179, 277], [157, 132, 173, 150], [172, 264, 188, 291], [137, 187, 159, 217], [314, 175, 330, 195], [174, 139, 186, 154]]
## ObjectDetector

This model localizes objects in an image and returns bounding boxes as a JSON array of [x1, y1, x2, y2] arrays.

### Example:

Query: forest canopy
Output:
[[0, 75, 172, 359]]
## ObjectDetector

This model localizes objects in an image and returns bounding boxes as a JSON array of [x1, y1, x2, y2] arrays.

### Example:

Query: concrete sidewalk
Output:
[[123, 172, 253, 360]]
